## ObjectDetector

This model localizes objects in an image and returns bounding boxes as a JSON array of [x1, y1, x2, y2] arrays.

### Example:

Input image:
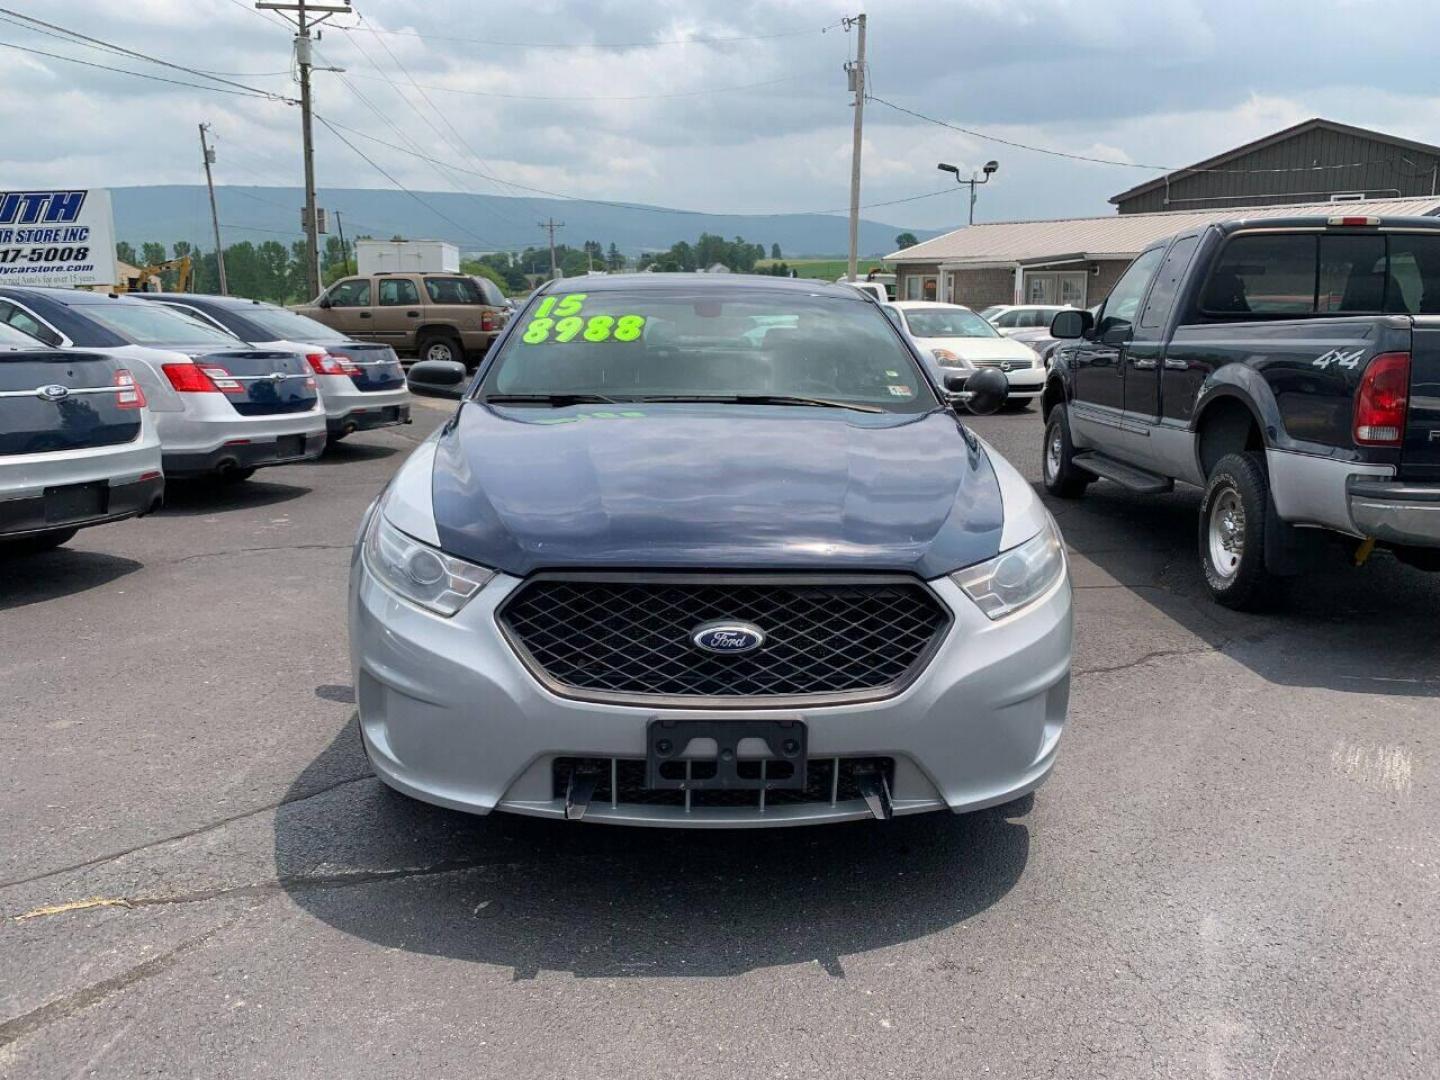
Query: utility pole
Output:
[[844, 13, 867, 282], [257, 0, 349, 299], [198, 123, 228, 295], [539, 218, 564, 279], [334, 210, 349, 276]]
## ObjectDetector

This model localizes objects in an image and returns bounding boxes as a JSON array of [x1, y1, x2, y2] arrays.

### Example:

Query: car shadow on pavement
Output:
[[1048, 481, 1440, 697], [314, 440, 401, 463], [0, 547, 142, 611], [156, 478, 311, 516], [275, 721, 1031, 979]]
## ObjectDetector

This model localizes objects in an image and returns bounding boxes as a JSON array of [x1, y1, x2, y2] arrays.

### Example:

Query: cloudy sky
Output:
[[5, 0, 1440, 246]]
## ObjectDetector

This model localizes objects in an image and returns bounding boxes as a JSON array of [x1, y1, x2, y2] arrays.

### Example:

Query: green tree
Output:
[[895, 232, 919, 249], [115, 241, 136, 266], [140, 241, 167, 267], [770, 242, 782, 260], [606, 243, 624, 271]]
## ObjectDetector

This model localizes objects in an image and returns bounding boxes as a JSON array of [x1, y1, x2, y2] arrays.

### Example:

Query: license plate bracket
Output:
[[43, 481, 107, 523], [646, 717, 807, 791], [274, 434, 304, 458]]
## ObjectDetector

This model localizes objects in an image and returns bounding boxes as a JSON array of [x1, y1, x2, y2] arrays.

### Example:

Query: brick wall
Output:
[[1088, 259, 1130, 306], [948, 268, 1016, 309]]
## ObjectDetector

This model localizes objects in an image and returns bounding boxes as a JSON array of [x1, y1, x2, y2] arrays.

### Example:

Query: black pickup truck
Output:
[[1041, 213, 1440, 609]]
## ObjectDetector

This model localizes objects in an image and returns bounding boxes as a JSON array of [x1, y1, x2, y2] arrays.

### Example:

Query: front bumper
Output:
[[349, 560, 1072, 828], [1348, 478, 1440, 547], [0, 434, 164, 539]]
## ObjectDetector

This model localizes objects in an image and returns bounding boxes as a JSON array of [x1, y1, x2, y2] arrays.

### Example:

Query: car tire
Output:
[[1199, 451, 1277, 611], [419, 332, 464, 367], [1042, 405, 1090, 499], [1, 527, 79, 556]]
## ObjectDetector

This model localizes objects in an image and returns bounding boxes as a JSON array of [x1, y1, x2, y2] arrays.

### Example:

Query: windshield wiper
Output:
[[482, 393, 621, 406], [636, 394, 884, 414]]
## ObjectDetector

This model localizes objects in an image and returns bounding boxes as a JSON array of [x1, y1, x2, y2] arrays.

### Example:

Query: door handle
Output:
[[406, 310, 419, 317], [1164, 358, 1189, 370], [359, 311, 372, 319], [1130, 358, 1158, 370]]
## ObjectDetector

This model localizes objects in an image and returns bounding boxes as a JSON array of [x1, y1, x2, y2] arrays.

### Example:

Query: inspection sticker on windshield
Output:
[[887, 385, 913, 397], [522, 292, 646, 344]]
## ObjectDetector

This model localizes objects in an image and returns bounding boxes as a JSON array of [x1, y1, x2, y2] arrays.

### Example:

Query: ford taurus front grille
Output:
[[498, 573, 951, 706]]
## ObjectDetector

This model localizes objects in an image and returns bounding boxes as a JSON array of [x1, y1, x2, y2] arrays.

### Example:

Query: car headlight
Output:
[[931, 348, 971, 367], [363, 509, 494, 616], [951, 515, 1066, 619]]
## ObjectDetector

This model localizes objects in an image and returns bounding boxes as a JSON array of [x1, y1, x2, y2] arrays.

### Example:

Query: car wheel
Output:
[[1, 527, 79, 556], [419, 333, 464, 367], [1199, 451, 1278, 611], [1041, 405, 1090, 499]]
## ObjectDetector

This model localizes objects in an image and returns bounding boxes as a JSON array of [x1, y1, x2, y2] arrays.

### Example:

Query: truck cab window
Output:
[[378, 278, 419, 306], [1140, 236, 1200, 330], [328, 279, 371, 307], [1097, 247, 1164, 336]]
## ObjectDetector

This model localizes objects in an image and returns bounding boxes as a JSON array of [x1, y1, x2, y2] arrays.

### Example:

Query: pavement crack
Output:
[[8, 859, 496, 923], [168, 542, 351, 566], [0, 774, 374, 893], [0, 919, 236, 1049], [1074, 643, 1222, 677]]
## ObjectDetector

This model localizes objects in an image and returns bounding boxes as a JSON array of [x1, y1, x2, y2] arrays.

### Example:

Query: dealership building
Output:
[[887, 119, 1440, 311]]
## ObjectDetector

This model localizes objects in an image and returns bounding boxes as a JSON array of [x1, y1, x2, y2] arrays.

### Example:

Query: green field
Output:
[[755, 258, 889, 281]]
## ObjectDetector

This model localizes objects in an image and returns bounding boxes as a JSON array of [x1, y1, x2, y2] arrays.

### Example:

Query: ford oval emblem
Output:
[[37, 384, 70, 401], [691, 621, 766, 655]]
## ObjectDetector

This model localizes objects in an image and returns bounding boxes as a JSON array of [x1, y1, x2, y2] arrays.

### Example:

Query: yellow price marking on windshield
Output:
[[519, 311, 646, 344]]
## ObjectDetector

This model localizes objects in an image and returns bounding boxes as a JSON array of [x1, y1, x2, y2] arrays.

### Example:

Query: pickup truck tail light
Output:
[[306, 351, 359, 376], [481, 312, 496, 332], [1353, 352, 1410, 445], [162, 363, 243, 395], [113, 369, 146, 409]]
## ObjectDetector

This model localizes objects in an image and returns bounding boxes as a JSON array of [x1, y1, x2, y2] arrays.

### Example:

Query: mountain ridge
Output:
[[110, 185, 941, 259]]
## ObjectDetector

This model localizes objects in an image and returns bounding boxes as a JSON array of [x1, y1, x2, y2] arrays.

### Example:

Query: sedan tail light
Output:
[[306, 350, 359, 376], [162, 362, 243, 395], [113, 369, 146, 409], [1353, 352, 1410, 445]]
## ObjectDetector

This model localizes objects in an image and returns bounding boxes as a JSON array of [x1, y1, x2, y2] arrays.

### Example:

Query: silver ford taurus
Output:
[[350, 275, 1072, 827]]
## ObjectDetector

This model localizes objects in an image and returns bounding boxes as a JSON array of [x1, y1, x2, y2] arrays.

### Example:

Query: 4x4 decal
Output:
[[1312, 348, 1365, 370]]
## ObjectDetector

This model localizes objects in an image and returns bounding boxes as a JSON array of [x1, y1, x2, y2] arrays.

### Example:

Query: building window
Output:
[[1023, 270, 1087, 307]]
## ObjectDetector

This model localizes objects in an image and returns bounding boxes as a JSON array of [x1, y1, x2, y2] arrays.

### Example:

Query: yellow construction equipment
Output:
[[116, 255, 192, 293]]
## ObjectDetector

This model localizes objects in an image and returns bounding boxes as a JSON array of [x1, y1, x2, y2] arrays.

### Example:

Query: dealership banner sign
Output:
[[0, 188, 116, 287]]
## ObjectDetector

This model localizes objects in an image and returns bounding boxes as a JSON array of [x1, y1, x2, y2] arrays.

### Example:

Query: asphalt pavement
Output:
[[2, 398, 1437, 1079]]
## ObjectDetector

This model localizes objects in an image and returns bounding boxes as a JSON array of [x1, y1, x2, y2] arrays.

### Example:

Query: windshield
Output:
[[481, 288, 936, 413], [244, 305, 348, 343], [76, 301, 242, 347], [903, 308, 1000, 339]]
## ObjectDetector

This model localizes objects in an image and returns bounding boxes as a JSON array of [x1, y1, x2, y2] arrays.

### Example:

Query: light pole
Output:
[[938, 160, 999, 225]]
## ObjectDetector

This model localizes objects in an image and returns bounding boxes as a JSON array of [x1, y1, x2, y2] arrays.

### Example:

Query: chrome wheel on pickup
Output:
[[1199, 451, 1276, 611], [1041, 405, 1090, 499], [1207, 488, 1245, 578]]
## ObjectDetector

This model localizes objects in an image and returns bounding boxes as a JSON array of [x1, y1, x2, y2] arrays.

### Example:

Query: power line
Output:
[[316, 115, 505, 247], [334, 68, 827, 102], [0, 7, 296, 101], [314, 112, 972, 219], [333, 19, 845, 51], [866, 94, 1423, 178], [0, 39, 293, 101]]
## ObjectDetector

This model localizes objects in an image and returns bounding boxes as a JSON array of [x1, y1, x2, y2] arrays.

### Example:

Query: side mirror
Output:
[[318, 296, 332, 310], [943, 367, 1008, 416], [1050, 309, 1093, 339], [407, 359, 468, 400]]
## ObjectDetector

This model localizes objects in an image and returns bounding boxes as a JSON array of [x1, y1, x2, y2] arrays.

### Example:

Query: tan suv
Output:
[[297, 273, 509, 367]]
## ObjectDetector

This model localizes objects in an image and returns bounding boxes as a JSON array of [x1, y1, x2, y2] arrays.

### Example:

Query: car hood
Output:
[[428, 402, 1004, 578], [911, 335, 1036, 361]]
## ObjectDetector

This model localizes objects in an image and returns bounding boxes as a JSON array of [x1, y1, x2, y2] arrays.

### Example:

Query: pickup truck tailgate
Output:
[[1405, 323, 1440, 480]]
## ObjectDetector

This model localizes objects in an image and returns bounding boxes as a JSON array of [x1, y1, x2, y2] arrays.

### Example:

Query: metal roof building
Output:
[[884, 195, 1440, 311]]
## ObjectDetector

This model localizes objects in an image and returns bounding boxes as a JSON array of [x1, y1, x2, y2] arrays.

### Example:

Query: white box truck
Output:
[[355, 239, 460, 276]]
